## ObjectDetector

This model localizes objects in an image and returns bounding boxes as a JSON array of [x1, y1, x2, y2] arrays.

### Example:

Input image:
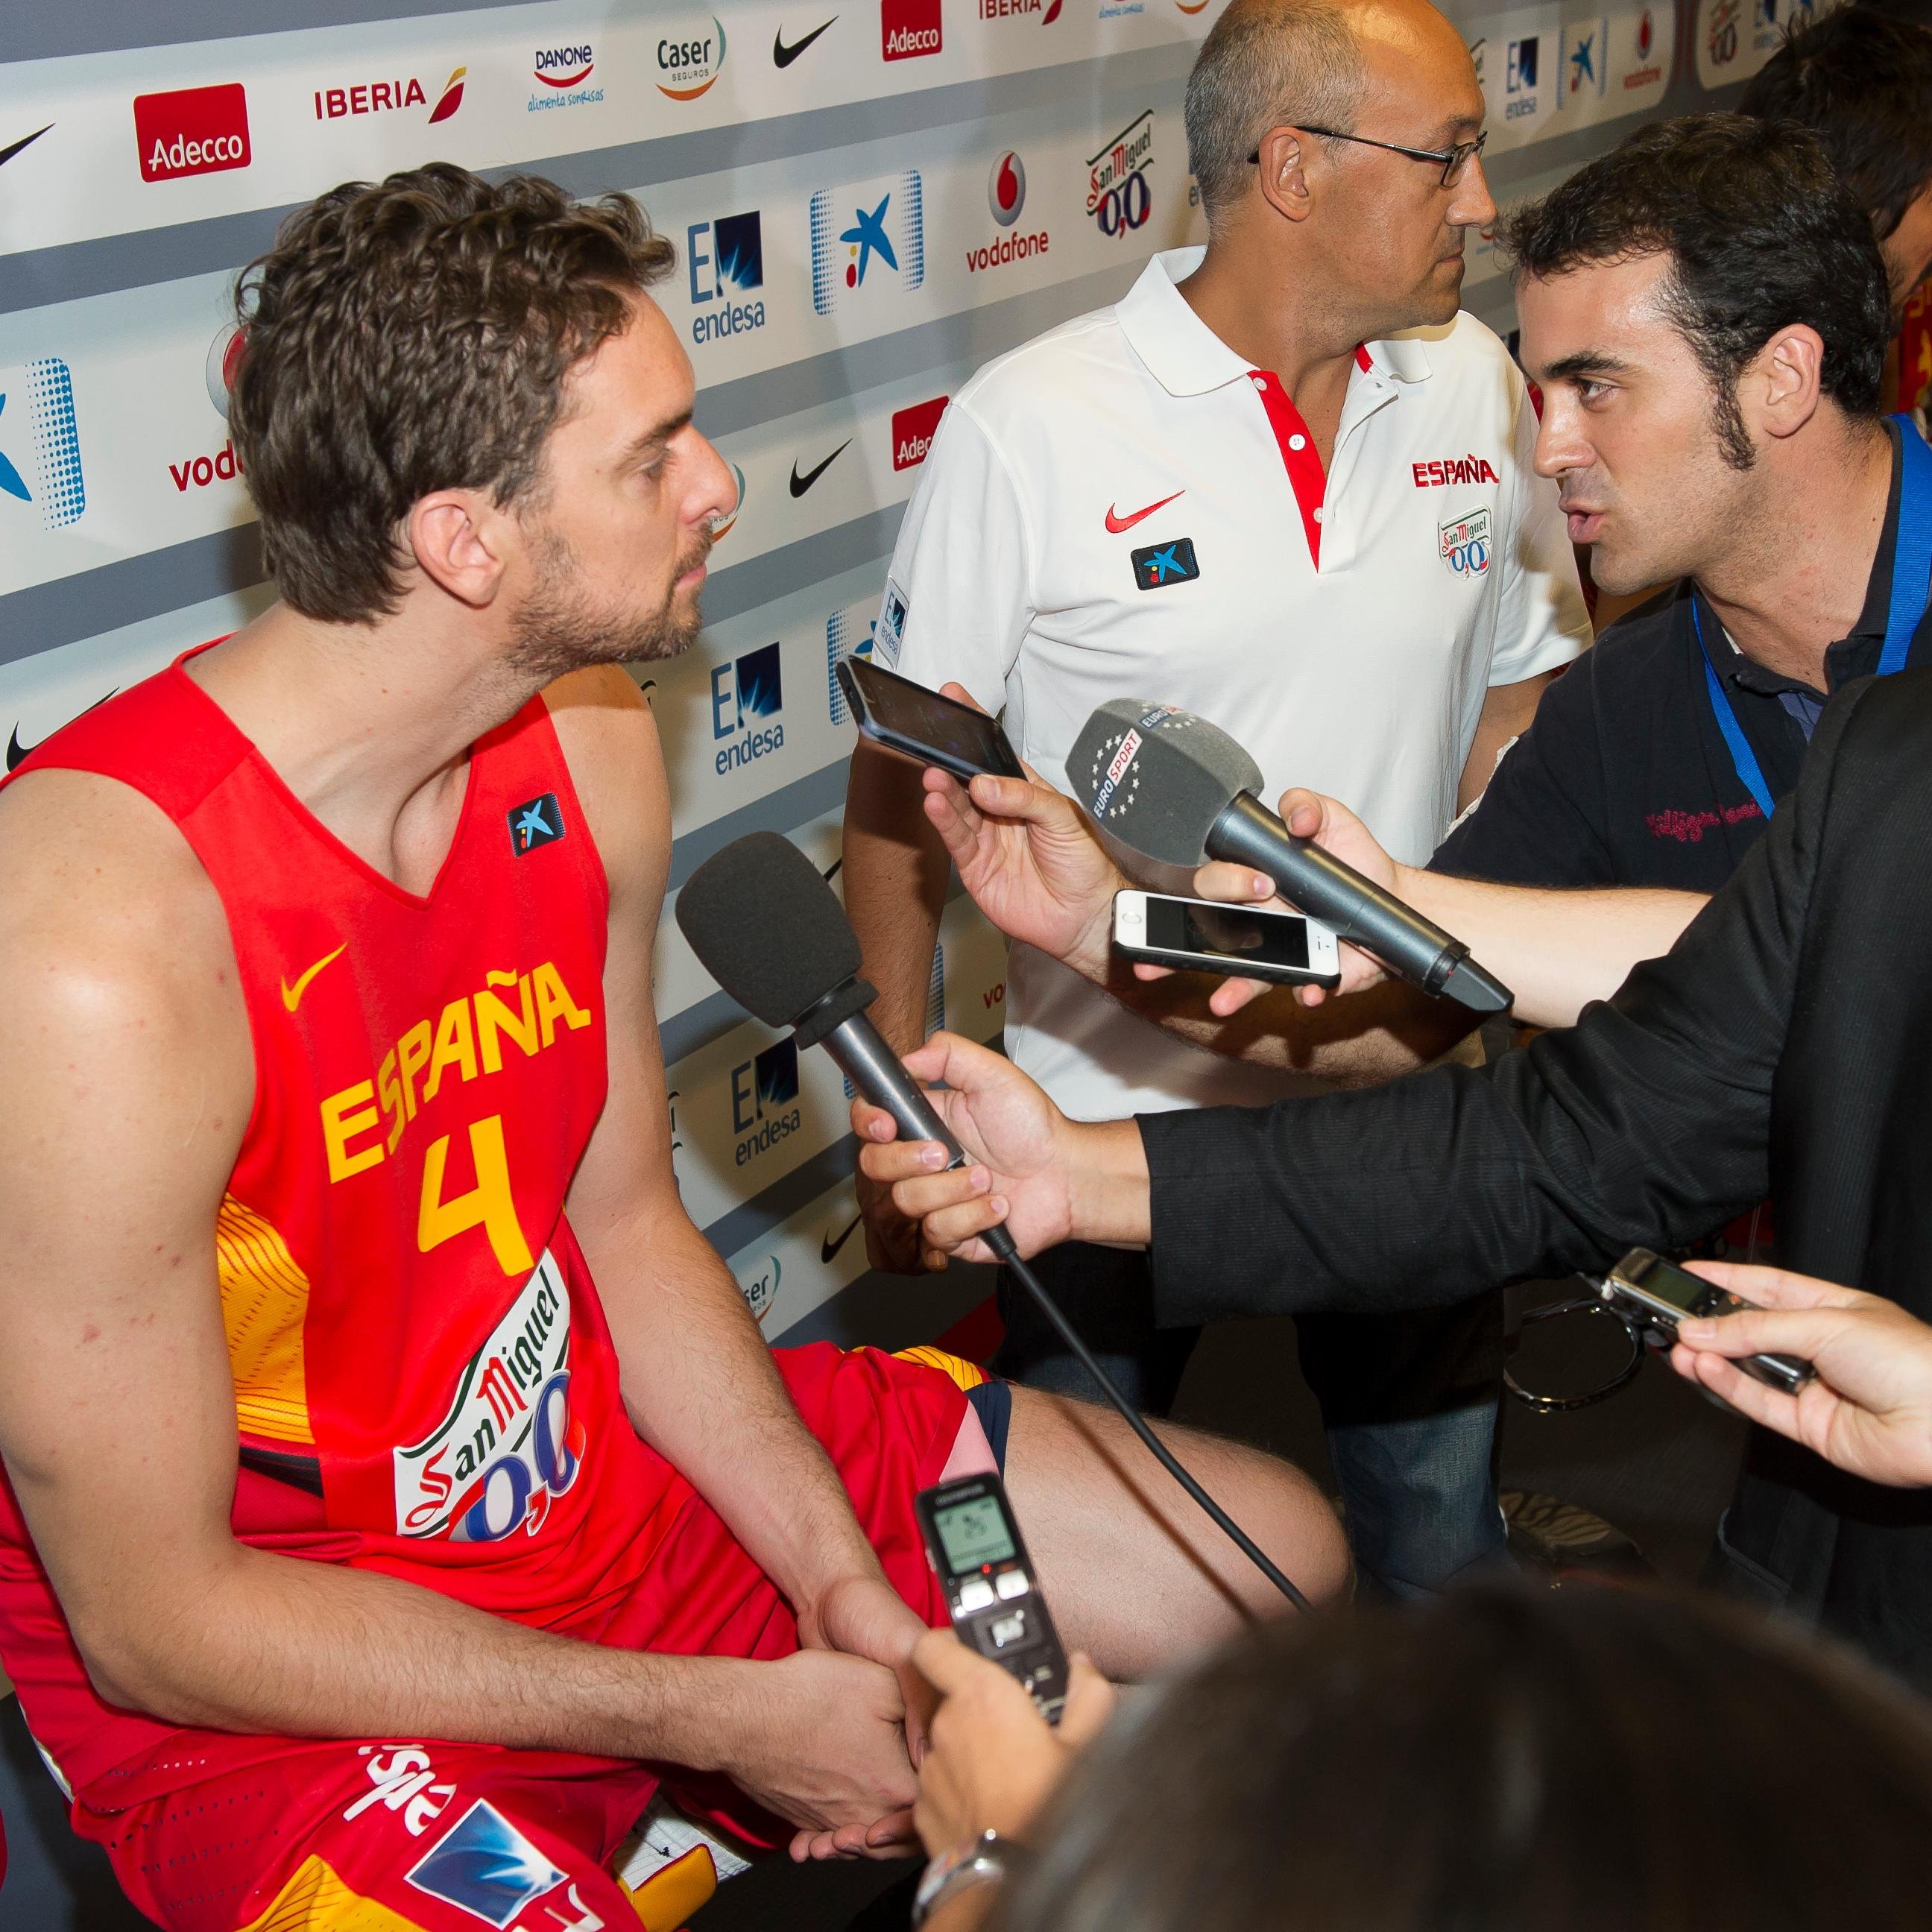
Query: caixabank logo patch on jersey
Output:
[[392, 1250, 586, 1543], [1439, 505, 1492, 577]]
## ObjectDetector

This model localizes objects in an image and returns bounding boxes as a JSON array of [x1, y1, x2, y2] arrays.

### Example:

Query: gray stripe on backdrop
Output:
[[0, 259, 1140, 667], [770, 1260, 999, 1355], [701, 1131, 864, 1258], [1, 46, 1192, 315], [666, 760, 850, 893], [13, 0, 531, 63]]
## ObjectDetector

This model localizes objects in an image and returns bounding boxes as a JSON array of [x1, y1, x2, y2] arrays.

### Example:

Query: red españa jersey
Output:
[[0, 648, 684, 1794]]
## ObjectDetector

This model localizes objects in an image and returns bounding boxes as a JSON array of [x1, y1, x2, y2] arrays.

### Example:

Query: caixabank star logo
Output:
[[0, 359, 85, 529], [809, 172, 925, 315]]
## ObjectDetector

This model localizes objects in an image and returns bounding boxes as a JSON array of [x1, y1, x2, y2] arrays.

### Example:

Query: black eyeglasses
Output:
[[1247, 126, 1489, 188]]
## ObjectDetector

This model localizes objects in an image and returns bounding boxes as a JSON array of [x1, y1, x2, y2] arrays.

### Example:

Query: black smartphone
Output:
[[915, 1472, 1069, 1725], [836, 656, 1026, 783], [1597, 1247, 1815, 1395], [1111, 890, 1343, 988]]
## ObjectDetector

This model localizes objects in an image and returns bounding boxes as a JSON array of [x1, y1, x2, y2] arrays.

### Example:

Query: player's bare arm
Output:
[[551, 669, 935, 1684], [0, 760, 912, 1842]]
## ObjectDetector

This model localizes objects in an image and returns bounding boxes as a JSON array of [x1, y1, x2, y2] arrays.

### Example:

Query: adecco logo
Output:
[[134, 83, 250, 183]]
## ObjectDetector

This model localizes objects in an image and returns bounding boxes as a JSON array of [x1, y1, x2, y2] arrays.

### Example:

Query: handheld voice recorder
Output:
[[1111, 889, 1343, 988], [1596, 1248, 1816, 1395], [915, 1472, 1070, 1725]]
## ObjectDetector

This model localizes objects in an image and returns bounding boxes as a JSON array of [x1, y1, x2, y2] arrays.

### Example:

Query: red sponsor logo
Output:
[[313, 77, 426, 119], [1104, 489, 1183, 534], [170, 440, 244, 492], [133, 83, 250, 182], [979, 0, 1063, 17], [892, 396, 949, 470], [1411, 455, 1501, 487], [883, 0, 943, 59]]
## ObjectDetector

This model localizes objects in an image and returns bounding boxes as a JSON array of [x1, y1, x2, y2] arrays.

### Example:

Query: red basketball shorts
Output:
[[67, 1343, 999, 1931]]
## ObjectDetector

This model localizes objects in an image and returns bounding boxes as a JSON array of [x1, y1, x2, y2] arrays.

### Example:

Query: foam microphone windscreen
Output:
[[675, 830, 862, 1026], [1067, 700, 1266, 868]]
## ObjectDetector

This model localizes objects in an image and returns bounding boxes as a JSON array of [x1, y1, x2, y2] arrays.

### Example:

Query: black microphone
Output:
[[1068, 700, 1513, 1014], [674, 830, 1308, 1610]]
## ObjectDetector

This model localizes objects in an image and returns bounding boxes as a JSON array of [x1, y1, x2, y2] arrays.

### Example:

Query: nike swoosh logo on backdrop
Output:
[[281, 943, 347, 1013], [774, 17, 837, 65], [789, 438, 852, 497], [7, 689, 119, 771], [821, 1213, 863, 1265], [1105, 490, 1185, 534], [0, 125, 51, 170]]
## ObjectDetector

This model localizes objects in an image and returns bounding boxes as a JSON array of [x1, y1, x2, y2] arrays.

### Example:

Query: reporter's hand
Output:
[[1670, 1263, 1932, 1487], [1129, 788, 1400, 1014], [920, 685, 1123, 979], [857, 1167, 926, 1277], [909, 1629, 1116, 1854], [719, 1648, 920, 1863], [849, 1033, 1079, 1266]]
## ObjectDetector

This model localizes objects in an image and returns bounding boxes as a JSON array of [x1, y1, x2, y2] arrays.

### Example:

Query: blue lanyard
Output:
[[1695, 414, 1932, 821]]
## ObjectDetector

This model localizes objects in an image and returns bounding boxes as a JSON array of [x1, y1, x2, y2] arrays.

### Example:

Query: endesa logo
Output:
[[1412, 454, 1500, 488], [659, 16, 727, 98], [688, 210, 766, 344], [893, 396, 948, 470], [969, 150, 1050, 274], [312, 69, 466, 123], [134, 83, 250, 183], [1087, 111, 1155, 238], [731, 1038, 801, 1167], [531, 42, 603, 111], [883, 0, 943, 60], [710, 640, 785, 774], [391, 1251, 586, 1544]]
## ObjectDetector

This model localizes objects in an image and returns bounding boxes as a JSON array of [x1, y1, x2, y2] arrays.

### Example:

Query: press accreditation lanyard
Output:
[[1693, 414, 1932, 821]]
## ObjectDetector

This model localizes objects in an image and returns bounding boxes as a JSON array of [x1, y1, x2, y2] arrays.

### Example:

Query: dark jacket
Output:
[[1141, 666, 1932, 1685]]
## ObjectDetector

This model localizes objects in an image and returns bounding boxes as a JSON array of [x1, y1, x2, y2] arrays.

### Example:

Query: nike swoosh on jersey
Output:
[[774, 16, 837, 66], [281, 943, 347, 1013], [821, 1213, 863, 1265], [7, 689, 119, 771], [1105, 490, 1185, 534], [789, 438, 852, 497]]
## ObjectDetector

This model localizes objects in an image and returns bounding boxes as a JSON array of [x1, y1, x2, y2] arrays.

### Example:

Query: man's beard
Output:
[[506, 523, 711, 684]]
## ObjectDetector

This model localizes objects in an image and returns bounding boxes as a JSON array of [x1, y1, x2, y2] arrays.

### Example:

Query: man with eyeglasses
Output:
[[842, 0, 1589, 1600]]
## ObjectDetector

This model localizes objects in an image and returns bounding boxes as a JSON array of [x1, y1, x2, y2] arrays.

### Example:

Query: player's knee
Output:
[[1229, 1455, 1351, 1614]]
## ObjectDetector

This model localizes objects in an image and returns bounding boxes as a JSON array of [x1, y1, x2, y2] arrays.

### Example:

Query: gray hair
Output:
[[1184, 0, 1368, 224]]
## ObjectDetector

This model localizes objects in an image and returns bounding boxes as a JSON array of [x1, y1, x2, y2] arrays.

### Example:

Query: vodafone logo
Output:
[[133, 83, 250, 183], [205, 324, 244, 421], [969, 149, 1050, 274], [892, 396, 948, 470], [883, 0, 943, 60]]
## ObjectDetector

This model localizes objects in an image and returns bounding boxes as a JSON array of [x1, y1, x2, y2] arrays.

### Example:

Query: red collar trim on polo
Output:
[[1246, 358, 1369, 570]]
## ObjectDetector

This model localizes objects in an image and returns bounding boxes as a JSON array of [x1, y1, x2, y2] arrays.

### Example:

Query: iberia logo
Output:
[[658, 17, 727, 98], [429, 68, 466, 123]]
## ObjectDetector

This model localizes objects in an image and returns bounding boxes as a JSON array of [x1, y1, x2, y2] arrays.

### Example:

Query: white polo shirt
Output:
[[878, 246, 1590, 1119]]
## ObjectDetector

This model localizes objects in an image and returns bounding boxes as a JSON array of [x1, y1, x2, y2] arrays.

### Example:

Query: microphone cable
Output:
[[981, 1223, 1312, 1612]]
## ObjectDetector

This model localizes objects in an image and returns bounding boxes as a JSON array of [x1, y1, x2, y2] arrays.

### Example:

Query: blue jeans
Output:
[[994, 1243, 1509, 1597]]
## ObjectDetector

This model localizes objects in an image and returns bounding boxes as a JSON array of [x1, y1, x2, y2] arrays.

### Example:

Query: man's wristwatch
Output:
[[912, 1829, 1029, 1927]]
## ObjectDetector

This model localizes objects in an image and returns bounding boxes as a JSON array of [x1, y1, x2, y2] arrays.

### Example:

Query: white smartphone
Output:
[[1111, 890, 1342, 987]]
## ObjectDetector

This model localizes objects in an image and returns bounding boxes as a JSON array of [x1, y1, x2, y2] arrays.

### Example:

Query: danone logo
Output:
[[731, 1038, 801, 1167], [710, 640, 785, 774], [658, 16, 727, 98], [391, 1251, 585, 1544], [893, 395, 948, 470], [534, 42, 595, 85], [134, 83, 250, 181], [883, 0, 944, 59], [1439, 505, 1492, 576]]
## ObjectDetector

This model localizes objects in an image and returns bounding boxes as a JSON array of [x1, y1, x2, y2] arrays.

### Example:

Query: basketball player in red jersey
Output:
[[0, 169, 1345, 1931]]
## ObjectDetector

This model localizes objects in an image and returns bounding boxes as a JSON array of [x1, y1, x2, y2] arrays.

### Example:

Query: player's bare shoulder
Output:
[[539, 666, 671, 917]]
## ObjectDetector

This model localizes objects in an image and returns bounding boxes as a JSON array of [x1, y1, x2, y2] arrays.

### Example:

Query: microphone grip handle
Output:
[[1211, 793, 1465, 993], [823, 1015, 970, 1168]]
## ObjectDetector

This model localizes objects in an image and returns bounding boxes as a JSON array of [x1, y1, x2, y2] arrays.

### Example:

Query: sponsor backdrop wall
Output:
[[1, 0, 1790, 1561]]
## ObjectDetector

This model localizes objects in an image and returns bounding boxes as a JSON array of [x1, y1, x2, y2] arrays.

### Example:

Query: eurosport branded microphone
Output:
[[1069, 701, 1514, 1014], [675, 830, 1308, 1610]]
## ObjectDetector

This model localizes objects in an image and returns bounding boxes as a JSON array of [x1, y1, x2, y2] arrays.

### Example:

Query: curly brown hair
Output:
[[230, 163, 677, 625]]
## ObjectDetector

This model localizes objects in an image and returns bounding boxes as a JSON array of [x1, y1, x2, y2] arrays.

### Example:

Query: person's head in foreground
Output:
[[1502, 113, 1892, 599], [229, 162, 732, 681], [988, 1584, 1932, 1932], [1741, 5, 1932, 312]]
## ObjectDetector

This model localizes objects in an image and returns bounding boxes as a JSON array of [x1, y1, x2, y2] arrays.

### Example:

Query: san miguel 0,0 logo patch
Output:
[[1439, 505, 1492, 578]]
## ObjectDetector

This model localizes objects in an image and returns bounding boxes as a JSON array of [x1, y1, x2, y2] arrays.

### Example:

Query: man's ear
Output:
[[407, 490, 510, 609], [1746, 323, 1826, 443], [1253, 125, 1316, 227]]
